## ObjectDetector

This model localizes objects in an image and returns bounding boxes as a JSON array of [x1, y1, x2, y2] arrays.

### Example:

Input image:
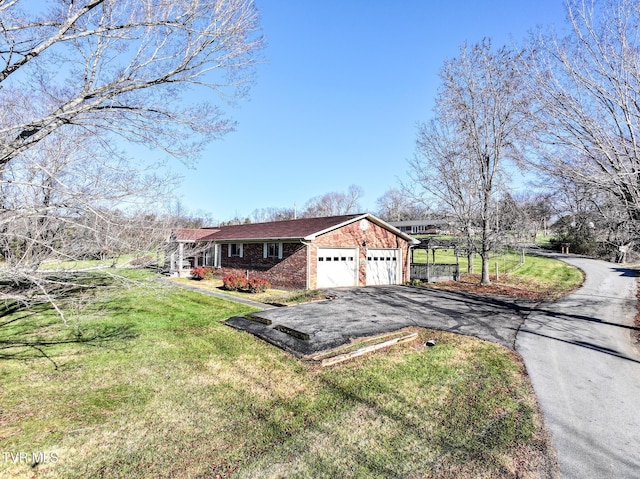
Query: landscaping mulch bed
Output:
[[424, 274, 551, 301]]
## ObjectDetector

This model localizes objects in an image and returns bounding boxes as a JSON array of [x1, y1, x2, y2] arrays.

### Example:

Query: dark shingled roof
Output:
[[170, 214, 419, 244], [171, 228, 220, 241], [205, 214, 362, 241]]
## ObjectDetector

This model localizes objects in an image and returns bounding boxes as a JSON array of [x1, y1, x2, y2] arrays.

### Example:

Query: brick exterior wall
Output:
[[218, 242, 308, 290], [309, 218, 411, 289], [205, 218, 411, 290]]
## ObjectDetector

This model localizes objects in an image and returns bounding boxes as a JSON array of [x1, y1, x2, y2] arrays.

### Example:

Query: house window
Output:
[[264, 242, 283, 259], [229, 243, 243, 258], [204, 246, 215, 266]]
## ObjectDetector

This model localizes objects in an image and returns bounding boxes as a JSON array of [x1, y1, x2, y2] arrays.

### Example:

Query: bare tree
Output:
[[302, 185, 364, 218], [0, 0, 263, 169], [0, 129, 174, 277], [0, 1, 263, 317], [375, 188, 426, 222], [250, 207, 296, 223], [167, 201, 217, 229], [408, 117, 482, 272], [509, 191, 554, 242], [412, 40, 529, 283], [545, 174, 633, 260], [526, 0, 640, 258]]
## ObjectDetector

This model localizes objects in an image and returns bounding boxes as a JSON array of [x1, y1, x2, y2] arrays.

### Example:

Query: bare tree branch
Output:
[[0, 0, 263, 168]]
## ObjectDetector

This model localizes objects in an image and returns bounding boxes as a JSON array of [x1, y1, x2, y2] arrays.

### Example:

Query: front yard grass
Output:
[[1, 274, 556, 478]]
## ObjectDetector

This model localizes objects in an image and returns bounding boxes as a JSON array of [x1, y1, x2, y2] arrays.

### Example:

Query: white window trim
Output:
[[228, 243, 243, 258], [263, 242, 283, 259]]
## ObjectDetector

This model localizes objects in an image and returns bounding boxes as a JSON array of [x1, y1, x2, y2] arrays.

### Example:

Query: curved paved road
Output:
[[516, 255, 640, 479]]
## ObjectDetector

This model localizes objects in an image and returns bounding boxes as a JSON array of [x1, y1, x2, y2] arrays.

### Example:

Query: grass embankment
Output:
[[0, 274, 556, 478], [414, 249, 583, 299]]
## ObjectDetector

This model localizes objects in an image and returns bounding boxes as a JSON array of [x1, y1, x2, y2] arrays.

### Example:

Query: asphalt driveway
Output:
[[225, 257, 640, 478], [516, 256, 640, 479], [226, 285, 536, 357]]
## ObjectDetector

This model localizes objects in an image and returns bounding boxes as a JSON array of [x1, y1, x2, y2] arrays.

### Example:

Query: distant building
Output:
[[389, 219, 452, 235]]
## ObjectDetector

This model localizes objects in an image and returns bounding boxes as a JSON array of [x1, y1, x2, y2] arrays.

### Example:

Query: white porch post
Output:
[[178, 243, 184, 277]]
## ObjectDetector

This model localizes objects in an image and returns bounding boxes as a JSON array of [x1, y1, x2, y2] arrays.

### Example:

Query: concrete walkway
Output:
[[157, 277, 269, 310], [516, 255, 640, 479]]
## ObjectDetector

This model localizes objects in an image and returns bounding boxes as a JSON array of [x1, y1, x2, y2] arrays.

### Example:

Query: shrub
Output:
[[247, 277, 271, 294], [191, 267, 215, 280], [549, 231, 598, 256], [223, 274, 270, 293], [223, 273, 248, 291]]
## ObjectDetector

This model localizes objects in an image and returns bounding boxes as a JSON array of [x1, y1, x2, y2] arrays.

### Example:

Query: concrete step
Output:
[[273, 324, 310, 341], [224, 316, 313, 357], [245, 313, 272, 325]]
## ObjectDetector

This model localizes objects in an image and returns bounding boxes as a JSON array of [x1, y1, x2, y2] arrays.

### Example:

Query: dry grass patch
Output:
[[236, 329, 557, 479]]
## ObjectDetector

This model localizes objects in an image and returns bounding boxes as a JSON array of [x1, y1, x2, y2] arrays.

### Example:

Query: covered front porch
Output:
[[166, 242, 220, 277]]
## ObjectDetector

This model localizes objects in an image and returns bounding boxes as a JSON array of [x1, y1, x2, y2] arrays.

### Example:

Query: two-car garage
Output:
[[316, 247, 401, 288]]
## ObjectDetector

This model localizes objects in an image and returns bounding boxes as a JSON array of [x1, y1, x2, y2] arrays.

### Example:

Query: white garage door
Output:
[[366, 249, 401, 285], [317, 248, 358, 288]]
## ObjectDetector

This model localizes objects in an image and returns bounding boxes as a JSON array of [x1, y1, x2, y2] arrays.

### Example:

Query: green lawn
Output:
[[0, 274, 555, 478], [508, 254, 584, 295], [413, 248, 528, 275], [38, 252, 163, 271], [413, 248, 583, 297]]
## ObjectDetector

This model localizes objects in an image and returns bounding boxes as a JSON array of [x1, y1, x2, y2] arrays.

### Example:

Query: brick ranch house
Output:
[[166, 213, 420, 289]]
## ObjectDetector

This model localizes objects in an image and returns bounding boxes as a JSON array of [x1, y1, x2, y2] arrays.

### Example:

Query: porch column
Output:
[[178, 243, 184, 277]]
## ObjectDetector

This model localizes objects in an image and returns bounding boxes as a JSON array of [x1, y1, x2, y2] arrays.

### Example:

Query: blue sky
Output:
[[174, 0, 566, 222]]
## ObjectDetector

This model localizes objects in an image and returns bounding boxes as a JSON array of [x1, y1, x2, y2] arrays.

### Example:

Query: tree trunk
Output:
[[481, 249, 490, 284], [481, 192, 491, 285]]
